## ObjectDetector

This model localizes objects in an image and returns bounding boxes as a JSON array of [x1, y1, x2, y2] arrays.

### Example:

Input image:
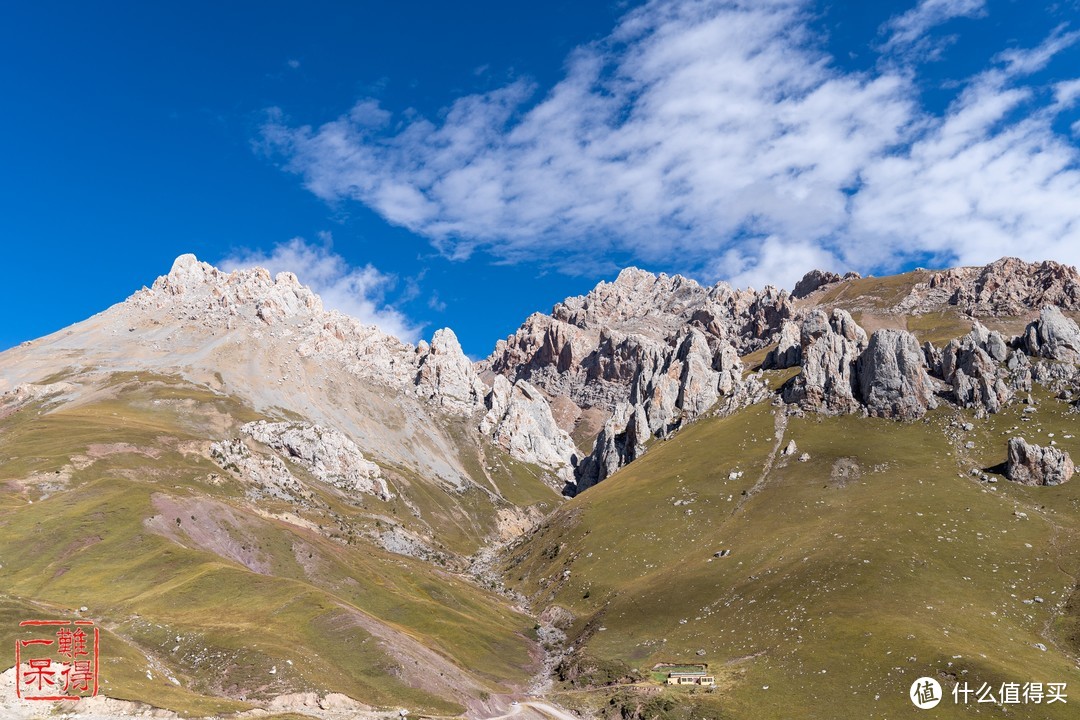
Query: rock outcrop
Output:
[[791, 269, 861, 299], [764, 320, 802, 369], [574, 402, 651, 492], [627, 328, 743, 436], [484, 268, 784, 489], [897, 258, 1080, 316], [1022, 306, 1080, 363], [209, 437, 307, 503], [856, 329, 937, 419], [485, 268, 791, 411], [782, 309, 867, 415], [1006, 438, 1074, 486], [415, 329, 488, 414], [480, 376, 579, 484], [572, 333, 755, 492], [938, 322, 1019, 415], [242, 420, 392, 500]]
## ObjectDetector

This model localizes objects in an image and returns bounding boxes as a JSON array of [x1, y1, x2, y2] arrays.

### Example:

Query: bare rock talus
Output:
[[1006, 437, 1074, 486]]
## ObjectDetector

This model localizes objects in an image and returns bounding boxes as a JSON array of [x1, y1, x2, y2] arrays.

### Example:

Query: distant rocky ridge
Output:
[[484, 268, 790, 406], [895, 258, 1080, 316], [483, 268, 786, 491], [143, 256, 485, 415], [791, 269, 862, 299], [486, 257, 1080, 491], [14, 253, 1080, 501], [132, 255, 578, 486]]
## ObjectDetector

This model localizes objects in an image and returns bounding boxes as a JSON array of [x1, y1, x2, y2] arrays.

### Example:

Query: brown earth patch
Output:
[[144, 493, 272, 574]]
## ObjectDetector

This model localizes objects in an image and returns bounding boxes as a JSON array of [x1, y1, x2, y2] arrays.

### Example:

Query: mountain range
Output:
[[3, 255, 1080, 720]]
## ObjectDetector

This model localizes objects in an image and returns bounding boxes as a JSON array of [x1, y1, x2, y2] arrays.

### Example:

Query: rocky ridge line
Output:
[[132, 255, 577, 480], [895, 257, 1080, 316], [770, 305, 1080, 421], [483, 268, 789, 491]]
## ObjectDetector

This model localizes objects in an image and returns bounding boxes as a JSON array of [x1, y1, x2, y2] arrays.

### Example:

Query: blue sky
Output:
[[3, 1, 1080, 357]]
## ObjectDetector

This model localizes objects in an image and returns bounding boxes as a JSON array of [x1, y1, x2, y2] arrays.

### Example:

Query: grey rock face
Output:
[[573, 333, 753, 491], [574, 402, 650, 493], [485, 267, 791, 412], [1006, 437, 1075, 486], [856, 329, 937, 419], [764, 320, 802, 369], [1030, 360, 1080, 392], [482, 267, 795, 491], [938, 321, 1020, 415], [1022, 306, 1080, 363], [480, 376, 579, 485], [209, 437, 306, 503], [414, 328, 488, 414], [627, 328, 743, 437], [782, 309, 867, 414], [242, 420, 392, 500]]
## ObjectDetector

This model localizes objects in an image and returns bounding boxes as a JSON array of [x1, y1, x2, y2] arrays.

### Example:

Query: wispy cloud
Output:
[[262, 0, 1080, 291], [879, 0, 986, 58], [219, 237, 421, 342]]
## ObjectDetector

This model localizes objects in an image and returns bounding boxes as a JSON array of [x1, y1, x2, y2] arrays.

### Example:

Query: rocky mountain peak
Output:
[[145, 253, 324, 325], [552, 267, 706, 334]]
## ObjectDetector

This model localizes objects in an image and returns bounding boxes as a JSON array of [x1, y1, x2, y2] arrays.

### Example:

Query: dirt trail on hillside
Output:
[[731, 408, 787, 516]]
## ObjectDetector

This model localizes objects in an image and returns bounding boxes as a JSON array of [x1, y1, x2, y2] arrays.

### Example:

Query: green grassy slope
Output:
[[0, 375, 542, 716], [502, 377, 1080, 719]]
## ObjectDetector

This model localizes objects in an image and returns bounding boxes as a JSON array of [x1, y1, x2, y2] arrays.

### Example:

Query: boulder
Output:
[[1022, 306, 1080, 363], [1006, 437, 1074, 486]]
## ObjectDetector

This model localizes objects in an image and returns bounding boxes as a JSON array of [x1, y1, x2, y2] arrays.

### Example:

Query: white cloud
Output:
[[1054, 78, 1080, 108], [879, 0, 986, 57], [219, 237, 421, 342], [715, 236, 843, 292], [847, 31, 1080, 273], [263, 0, 1080, 291]]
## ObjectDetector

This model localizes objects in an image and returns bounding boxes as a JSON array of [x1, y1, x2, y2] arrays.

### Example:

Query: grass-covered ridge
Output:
[[503, 381, 1080, 719], [0, 374, 541, 716]]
